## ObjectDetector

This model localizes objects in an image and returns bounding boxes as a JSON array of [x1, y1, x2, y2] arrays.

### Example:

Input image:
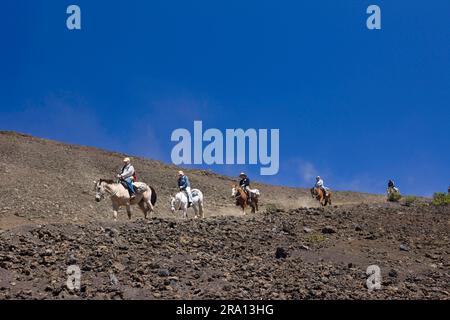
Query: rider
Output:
[[388, 179, 395, 189], [117, 157, 136, 200], [178, 170, 193, 206], [239, 172, 252, 200], [315, 176, 329, 196]]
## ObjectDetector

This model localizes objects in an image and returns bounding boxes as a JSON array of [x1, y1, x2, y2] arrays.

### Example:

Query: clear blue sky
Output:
[[1, 1, 449, 196]]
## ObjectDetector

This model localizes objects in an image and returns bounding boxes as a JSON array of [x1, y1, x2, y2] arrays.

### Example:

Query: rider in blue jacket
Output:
[[178, 170, 193, 205]]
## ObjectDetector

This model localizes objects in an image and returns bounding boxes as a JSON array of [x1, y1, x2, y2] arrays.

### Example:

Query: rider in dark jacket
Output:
[[239, 172, 251, 199], [388, 180, 395, 189]]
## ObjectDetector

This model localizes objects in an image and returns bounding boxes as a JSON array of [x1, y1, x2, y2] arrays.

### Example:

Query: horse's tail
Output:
[[150, 186, 157, 206]]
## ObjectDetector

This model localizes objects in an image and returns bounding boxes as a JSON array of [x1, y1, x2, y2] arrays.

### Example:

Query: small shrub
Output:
[[432, 193, 450, 206], [404, 196, 418, 206], [307, 233, 326, 243]]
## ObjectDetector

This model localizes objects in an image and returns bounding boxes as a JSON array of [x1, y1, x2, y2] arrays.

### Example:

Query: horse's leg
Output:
[[193, 203, 198, 219], [112, 203, 119, 221], [126, 204, 132, 220], [199, 200, 204, 219], [138, 200, 147, 219]]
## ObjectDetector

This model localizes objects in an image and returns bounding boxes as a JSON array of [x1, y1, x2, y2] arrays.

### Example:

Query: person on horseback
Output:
[[178, 170, 193, 206], [239, 172, 252, 200], [315, 176, 329, 197], [388, 179, 395, 189], [117, 157, 136, 200], [387, 179, 400, 193]]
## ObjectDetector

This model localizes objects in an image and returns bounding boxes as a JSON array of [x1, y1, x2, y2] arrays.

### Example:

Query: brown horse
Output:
[[310, 187, 332, 206], [232, 185, 258, 214]]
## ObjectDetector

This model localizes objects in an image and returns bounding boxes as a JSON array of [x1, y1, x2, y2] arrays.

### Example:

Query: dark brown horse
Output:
[[232, 185, 258, 214], [310, 187, 332, 206]]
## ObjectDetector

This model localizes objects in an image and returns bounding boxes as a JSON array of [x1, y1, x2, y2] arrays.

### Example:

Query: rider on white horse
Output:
[[315, 176, 329, 196], [117, 157, 136, 200], [178, 170, 193, 206]]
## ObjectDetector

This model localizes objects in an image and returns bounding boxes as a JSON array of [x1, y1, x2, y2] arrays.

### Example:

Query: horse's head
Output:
[[231, 185, 237, 197], [94, 180, 106, 202], [310, 187, 317, 198]]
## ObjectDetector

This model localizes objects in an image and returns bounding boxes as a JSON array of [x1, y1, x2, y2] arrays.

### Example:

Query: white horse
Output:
[[94, 179, 157, 221], [170, 189, 204, 219]]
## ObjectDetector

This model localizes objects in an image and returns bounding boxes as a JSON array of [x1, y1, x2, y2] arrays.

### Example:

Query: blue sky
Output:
[[1, 0, 449, 196]]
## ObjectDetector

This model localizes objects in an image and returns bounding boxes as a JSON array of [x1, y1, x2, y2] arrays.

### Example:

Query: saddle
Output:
[[120, 180, 128, 190], [120, 181, 147, 193]]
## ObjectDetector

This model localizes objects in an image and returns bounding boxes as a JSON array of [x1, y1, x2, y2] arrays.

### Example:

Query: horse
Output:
[[94, 179, 157, 221], [387, 186, 401, 201], [170, 189, 204, 219], [231, 185, 260, 214], [310, 187, 332, 206]]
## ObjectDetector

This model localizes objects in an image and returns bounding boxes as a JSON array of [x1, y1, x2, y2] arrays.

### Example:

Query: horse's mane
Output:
[[99, 178, 116, 184]]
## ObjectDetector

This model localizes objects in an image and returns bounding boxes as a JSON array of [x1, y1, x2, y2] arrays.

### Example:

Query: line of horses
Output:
[[94, 178, 332, 221]]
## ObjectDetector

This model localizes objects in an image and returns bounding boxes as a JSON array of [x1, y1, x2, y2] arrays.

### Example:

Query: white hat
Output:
[[239, 172, 246, 177], [178, 170, 184, 175], [123, 157, 131, 163]]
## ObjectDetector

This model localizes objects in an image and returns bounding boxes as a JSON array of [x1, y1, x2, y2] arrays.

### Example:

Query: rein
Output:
[[103, 183, 120, 198]]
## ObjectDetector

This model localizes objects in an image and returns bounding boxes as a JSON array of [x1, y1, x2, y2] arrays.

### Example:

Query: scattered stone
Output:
[[389, 269, 398, 278], [158, 269, 170, 277], [321, 226, 336, 234], [66, 255, 77, 265], [425, 253, 439, 260], [399, 244, 409, 251], [275, 247, 288, 259]]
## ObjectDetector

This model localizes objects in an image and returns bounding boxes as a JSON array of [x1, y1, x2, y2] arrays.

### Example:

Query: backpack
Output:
[[132, 171, 138, 182]]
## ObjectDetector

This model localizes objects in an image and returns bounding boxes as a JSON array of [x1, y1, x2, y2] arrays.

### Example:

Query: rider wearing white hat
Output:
[[118, 157, 136, 199]]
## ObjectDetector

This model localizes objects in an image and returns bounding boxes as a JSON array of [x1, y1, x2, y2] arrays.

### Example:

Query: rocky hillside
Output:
[[0, 203, 448, 299], [0, 131, 448, 300]]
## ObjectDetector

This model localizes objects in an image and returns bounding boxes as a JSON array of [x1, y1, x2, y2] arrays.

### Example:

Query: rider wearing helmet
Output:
[[239, 172, 252, 200], [178, 170, 193, 206], [118, 157, 136, 199]]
